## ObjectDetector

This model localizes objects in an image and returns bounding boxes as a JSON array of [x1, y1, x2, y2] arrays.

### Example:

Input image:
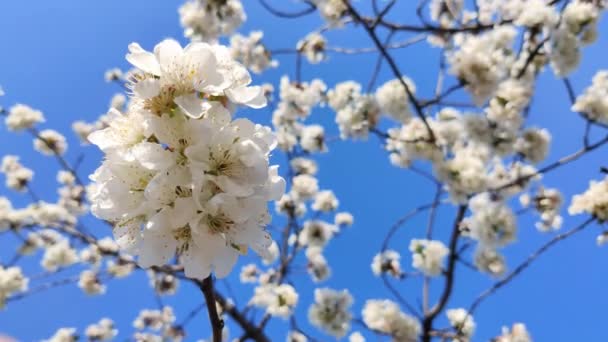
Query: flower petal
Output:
[[126, 43, 161, 76]]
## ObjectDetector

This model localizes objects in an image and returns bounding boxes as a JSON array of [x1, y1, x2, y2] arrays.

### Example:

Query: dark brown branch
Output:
[[213, 288, 271, 342], [422, 205, 467, 342], [198, 276, 224, 342], [258, 0, 316, 18], [342, 0, 437, 142]]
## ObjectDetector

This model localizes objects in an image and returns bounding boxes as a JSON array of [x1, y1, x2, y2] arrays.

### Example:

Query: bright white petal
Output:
[[226, 86, 267, 108], [133, 78, 161, 99], [175, 94, 212, 119], [126, 43, 161, 75], [154, 39, 183, 72]]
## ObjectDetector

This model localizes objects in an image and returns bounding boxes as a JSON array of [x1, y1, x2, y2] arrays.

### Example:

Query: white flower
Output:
[[133, 307, 175, 331], [291, 157, 318, 176], [525, 187, 563, 232], [85, 318, 117, 341], [312, 190, 339, 212], [5, 104, 45, 131], [72, 120, 97, 144], [572, 70, 608, 125], [362, 299, 420, 341], [387, 117, 442, 167], [250, 283, 298, 318], [515, 128, 551, 163], [240, 264, 259, 283], [42, 240, 79, 272], [107, 257, 136, 278], [328, 81, 361, 112], [0, 266, 28, 309], [376, 77, 416, 123], [179, 0, 245, 42], [300, 125, 327, 152], [372, 250, 402, 278], [308, 288, 353, 338], [569, 175, 608, 222], [349, 332, 365, 342], [430, 0, 463, 26], [335, 212, 354, 227], [292, 174, 319, 200], [448, 26, 517, 104], [89, 40, 284, 280], [230, 31, 277, 74], [34, 129, 67, 155], [262, 240, 280, 265], [287, 331, 308, 342], [78, 270, 106, 295], [495, 323, 532, 342], [446, 308, 475, 341], [504, 0, 558, 28], [276, 194, 307, 217], [298, 220, 338, 248], [409, 239, 449, 276], [311, 0, 348, 25], [550, 2, 601, 76], [464, 194, 517, 247], [1, 155, 34, 192], [44, 328, 78, 342], [597, 232, 608, 246], [435, 145, 489, 203], [474, 247, 506, 276], [306, 247, 331, 282], [104, 68, 123, 82], [149, 272, 179, 295], [126, 39, 266, 116], [274, 76, 326, 121], [336, 95, 380, 140], [298, 32, 327, 64]]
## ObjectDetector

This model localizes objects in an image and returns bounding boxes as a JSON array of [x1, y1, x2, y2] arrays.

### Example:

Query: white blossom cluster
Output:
[[448, 25, 517, 105], [250, 283, 299, 318], [131, 306, 184, 341], [297, 32, 327, 64], [179, 0, 245, 42], [308, 288, 353, 338], [328, 81, 380, 140], [5, 104, 45, 131], [375, 77, 416, 123], [362, 299, 420, 341], [550, 1, 602, 76], [230, 31, 277, 74], [44, 328, 78, 342], [572, 70, 608, 125], [87, 39, 285, 280], [429, 0, 464, 27], [520, 187, 563, 231], [569, 176, 608, 222], [494, 323, 533, 342], [311, 0, 348, 26], [446, 308, 476, 342], [273, 76, 327, 151], [85, 318, 118, 341], [371, 250, 403, 278], [1, 155, 34, 192], [0, 265, 28, 309], [409, 239, 449, 276]]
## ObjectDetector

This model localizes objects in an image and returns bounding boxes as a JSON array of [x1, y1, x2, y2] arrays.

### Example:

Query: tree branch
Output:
[[198, 276, 224, 342]]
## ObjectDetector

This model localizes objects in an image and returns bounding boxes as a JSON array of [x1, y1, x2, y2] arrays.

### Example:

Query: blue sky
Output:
[[0, 1, 607, 341]]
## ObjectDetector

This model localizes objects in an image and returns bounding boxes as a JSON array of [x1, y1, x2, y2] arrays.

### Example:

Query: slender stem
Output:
[[199, 276, 223, 342], [422, 205, 467, 342]]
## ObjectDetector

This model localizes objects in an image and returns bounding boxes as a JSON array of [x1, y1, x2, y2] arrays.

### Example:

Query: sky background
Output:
[[0, 1, 607, 341]]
